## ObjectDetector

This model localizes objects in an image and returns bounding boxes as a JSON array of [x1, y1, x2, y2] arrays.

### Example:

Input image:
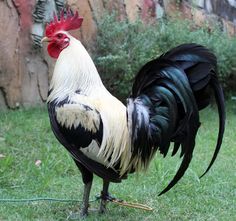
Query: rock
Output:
[[0, 1, 21, 108], [205, 0, 213, 13], [222, 18, 236, 35], [0, 89, 7, 110], [0, 0, 54, 108], [192, 0, 205, 8], [192, 7, 207, 26], [228, 0, 236, 8], [124, 0, 142, 22], [66, 0, 98, 48], [22, 54, 49, 106], [211, 0, 236, 22], [31, 23, 45, 47], [155, 2, 165, 19], [33, 0, 47, 23]]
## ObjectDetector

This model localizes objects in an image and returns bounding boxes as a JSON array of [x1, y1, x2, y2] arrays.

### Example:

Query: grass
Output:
[[0, 102, 235, 221]]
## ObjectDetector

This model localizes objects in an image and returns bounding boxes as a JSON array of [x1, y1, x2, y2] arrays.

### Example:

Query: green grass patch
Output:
[[0, 103, 235, 220]]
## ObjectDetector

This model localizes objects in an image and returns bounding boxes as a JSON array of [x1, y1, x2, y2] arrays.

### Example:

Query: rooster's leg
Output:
[[99, 180, 110, 213], [80, 181, 93, 217], [74, 160, 93, 217]]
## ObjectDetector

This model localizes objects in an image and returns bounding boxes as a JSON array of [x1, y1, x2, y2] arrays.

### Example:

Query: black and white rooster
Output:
[[41, 9, 225, 216]]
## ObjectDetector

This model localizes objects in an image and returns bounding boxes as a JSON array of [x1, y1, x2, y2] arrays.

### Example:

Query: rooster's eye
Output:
[[57, 33, 63, 38]]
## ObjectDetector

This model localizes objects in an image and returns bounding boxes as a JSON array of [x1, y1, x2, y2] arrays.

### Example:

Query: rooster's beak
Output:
[[41, 37, 51, 43]]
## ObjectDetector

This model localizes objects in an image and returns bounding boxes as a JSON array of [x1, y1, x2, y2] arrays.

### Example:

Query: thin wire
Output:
[[0, 198, 97, 203]]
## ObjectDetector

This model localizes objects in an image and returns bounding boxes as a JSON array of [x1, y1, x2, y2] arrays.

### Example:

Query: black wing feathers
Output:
[[128, 43, 225, 195], [48, 100, 124, 183]]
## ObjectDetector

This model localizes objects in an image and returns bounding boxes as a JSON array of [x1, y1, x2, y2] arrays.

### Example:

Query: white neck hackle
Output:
[[47, 33, 106, 103]]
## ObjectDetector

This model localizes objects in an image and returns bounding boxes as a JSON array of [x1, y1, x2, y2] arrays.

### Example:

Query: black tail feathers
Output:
[[162, 44, 226, 179], [128, 43, 225, 195]]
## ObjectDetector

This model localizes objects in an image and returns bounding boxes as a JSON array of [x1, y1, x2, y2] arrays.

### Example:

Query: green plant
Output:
[[94, 14, 159, 99], [94, 13, 236, 99]]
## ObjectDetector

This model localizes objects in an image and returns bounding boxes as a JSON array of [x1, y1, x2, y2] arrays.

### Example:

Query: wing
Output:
[[48, 97, 125, 182], [55, 102, 103, 148]]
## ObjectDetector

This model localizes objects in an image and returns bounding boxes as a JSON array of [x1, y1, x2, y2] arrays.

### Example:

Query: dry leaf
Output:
[[35, 160, 42, 167]]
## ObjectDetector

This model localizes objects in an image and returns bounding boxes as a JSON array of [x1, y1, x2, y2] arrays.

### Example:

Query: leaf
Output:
[[0, 154, 6, 159]]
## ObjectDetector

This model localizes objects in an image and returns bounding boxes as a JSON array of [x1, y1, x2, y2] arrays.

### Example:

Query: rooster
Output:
[[41, 9, 225, 216]]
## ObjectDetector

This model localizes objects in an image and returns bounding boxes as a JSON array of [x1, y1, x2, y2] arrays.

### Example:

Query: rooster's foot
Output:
[[98, 192, 118, 214], [80, 206, 89, 218]]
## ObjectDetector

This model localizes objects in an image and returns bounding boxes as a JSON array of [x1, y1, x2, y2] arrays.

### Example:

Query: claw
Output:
[[98, 192, 122, 214], [80, 209, 88, 218]]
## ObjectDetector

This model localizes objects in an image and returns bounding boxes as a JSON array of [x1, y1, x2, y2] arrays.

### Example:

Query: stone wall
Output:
[[0, 0, 235, 109], [180, 0, 236, 35], [0, 0, 50, 109], [189, 0, 236, 23]]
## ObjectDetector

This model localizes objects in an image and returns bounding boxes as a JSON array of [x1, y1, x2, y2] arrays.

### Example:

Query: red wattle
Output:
[[47, 43, 62, 59]]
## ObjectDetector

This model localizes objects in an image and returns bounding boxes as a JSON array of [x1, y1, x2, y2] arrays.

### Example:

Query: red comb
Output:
[[45, 9, 83, 37]]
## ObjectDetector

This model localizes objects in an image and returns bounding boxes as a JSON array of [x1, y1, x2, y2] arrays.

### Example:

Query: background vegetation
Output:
[[94, 13, 236, 99]]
